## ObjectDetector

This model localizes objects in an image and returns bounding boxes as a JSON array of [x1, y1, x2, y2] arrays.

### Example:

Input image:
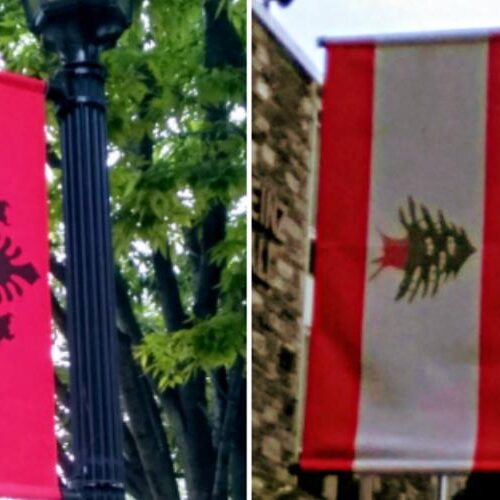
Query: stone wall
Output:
[[252, 15, 320, 499]]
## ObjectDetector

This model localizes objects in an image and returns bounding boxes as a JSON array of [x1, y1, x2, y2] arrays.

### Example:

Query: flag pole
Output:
[[438, 475, 448, 500], [19, 1, 134, 498], [51, 51, 125, 499]]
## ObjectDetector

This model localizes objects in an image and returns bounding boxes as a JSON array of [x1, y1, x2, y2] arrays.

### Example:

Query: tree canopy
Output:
[[0, 0, 246, 498]]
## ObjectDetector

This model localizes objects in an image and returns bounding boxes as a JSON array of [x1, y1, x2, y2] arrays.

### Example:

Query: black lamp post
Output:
[[19, 1, 133, 498]]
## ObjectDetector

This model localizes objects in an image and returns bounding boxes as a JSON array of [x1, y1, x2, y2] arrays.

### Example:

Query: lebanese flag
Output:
[[301, 35, 500, 473], [0, 73, 59, 497]]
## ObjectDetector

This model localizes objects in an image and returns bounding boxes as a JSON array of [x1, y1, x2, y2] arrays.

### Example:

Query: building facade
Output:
[[252, 2, 320, 497]]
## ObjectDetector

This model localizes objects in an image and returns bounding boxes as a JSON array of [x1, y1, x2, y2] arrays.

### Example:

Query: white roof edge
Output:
[[319, 27, 500, 46], [252, 0, 322, 83]]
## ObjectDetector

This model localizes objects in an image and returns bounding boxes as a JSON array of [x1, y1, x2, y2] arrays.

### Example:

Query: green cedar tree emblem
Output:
[[371, 197, 476, 302]]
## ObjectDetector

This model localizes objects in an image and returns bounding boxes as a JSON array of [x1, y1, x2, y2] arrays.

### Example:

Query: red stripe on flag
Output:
[[475, 36, 500, 471], [300, 44, 375, 471]]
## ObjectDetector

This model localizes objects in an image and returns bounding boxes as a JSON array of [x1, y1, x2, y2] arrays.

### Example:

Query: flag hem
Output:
[[318, 30, 500, 47], [0, 71, 46, 94], [300, 458, 478, 473]]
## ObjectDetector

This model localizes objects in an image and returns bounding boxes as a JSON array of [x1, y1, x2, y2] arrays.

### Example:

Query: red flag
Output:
[[301, 36, 500, 473], [0, 72, 59, 498]]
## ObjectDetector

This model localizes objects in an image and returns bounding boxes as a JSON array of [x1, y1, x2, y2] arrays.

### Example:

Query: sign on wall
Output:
[[252, 179, 287, 286]]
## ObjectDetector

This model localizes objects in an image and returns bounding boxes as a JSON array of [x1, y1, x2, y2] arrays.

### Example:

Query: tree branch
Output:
[[50, 254, 66, 283], [47, 147, 62, 170], [193, 202, 226, 319], [211, 356, 245, 500], [114, 261, 203, 499], [55, 374, 70, 409], [183, 225, 202, 286], [118, 331, 180, 500], [152, 246, 218, 499], [115, 269, 144, 344], [51, 291, 67, 335], [229, 371, 246, 500], [204, 0, 245, 70], [123, 423, 154, 500], [57, 441, 73, 480], [152, 250, 189, 332]]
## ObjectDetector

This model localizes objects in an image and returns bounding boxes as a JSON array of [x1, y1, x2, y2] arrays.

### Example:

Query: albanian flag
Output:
[[301, 36, 500, 473], [0, 72, 58, 497]]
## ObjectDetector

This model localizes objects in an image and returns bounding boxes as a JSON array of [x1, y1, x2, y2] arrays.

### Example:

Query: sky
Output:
[[267, 0, 500, 78]]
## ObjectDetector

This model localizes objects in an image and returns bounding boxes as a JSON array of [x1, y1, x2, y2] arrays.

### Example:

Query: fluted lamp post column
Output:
[[19, 1, 134, 498]]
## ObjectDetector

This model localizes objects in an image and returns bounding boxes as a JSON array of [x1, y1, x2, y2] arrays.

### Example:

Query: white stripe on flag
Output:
[[355, 42, 488, 471]]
